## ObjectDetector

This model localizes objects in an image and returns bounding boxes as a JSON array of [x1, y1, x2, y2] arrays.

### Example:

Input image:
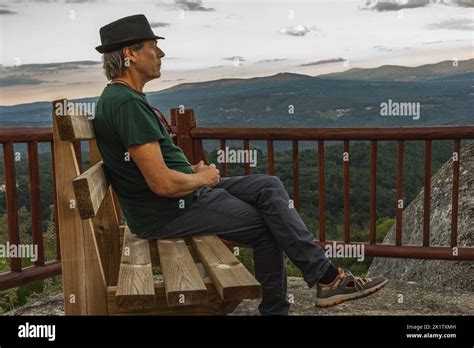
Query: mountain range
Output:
[[0, 59, 472, 130]]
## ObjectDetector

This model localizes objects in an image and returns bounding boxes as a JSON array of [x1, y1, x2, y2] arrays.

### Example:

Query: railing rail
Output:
[[0, 118, 473, 292]]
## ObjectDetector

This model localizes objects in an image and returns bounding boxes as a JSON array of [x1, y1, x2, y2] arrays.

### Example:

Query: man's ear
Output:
[[122, 47, 138, 66]]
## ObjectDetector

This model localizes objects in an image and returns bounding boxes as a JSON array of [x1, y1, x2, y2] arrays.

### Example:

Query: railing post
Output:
[[28, 141, 45, 266], [423, 140, 432, 247], [3, 142, 21, 272], [318, 140, 326, 242], [174, 108, 197, 163], [343, 140, 350, 243], [369, 140, 377, 244], [173, 108, 208, 165], [169, 108, 178, 146], [451, 139, 461, 247], [396, 140, 404, 246]]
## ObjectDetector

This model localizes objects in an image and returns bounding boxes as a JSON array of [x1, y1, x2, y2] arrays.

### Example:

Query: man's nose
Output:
[[157, 47, 165, 58]]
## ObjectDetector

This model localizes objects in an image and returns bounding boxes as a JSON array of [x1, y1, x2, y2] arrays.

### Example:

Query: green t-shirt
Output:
[[93, 83, 196, 236]]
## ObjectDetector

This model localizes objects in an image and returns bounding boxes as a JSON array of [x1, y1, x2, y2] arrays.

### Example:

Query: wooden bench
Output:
[[51, 99, 261, 315]]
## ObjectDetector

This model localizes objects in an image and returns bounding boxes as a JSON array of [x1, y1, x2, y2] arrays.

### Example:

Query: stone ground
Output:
[[4, 277, 473, 316]]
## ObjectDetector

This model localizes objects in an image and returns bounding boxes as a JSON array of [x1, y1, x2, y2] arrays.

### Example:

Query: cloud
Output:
[[452, 0, 474, 7], [0, 9, 17, 15], [362, 0, 431, 11], [222, 56, 246, 61], [257, 58, 288, 64], [174, 0, 215, 12], [150, 22, 170, 28], [280, 24, 311, 37], [0, 75, 43, 87], [299, 57, 345, 66], [361, 0, 474, 11], [427, 18, 474, 30]]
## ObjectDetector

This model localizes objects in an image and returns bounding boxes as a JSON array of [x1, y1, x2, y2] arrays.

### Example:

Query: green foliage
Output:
[[0, 206, 61, 313]]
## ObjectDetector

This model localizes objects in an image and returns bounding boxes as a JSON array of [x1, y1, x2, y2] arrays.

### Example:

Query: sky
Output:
[[0, 0, 472, 68], [0, 0, 472, 105]]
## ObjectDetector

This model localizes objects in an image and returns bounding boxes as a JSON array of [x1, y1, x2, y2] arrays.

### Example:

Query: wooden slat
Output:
[[111, 189, 122, 223], [191, 235, 261, 301], [157, 239, 207, 306], [244, 139, 250, 175], [89, 140, 121, 287], [369, 140, 377, 244], [3, 142, 21, 272], [314, 241, 474, 260], [118, 230, 176, 269], [73, 141, 82, 173], [423, 140, 432, 247], [50, 141, 61, 260], [0, 261, 61, 292], [53, 98, 95, 141], [107, 278, 241, 315], [396, 140, 404, 246], [28, 141, 45, 266], [451, 139, 460, 247], [195, 138, 209, 165], [292, 140, 300, 211], [190, 126, 474, 141], [149, 240, 160, 267], [318, 140, 326, 242], [72, 161, 109, 219], [267, 140, 274, 175], [116, 226, 155, 308], [343, 141, 350, 243], [220, 139, 228, 177]]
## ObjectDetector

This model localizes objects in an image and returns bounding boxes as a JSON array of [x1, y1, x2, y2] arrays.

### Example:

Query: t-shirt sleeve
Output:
[[112, 98, 166, 150]]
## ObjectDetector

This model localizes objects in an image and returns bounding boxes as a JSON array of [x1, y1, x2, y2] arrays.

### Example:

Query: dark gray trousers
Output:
[[141, 174, 331, 315]]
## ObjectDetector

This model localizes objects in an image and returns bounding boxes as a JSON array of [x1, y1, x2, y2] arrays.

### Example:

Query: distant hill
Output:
[[1, 60, 472, 134], [319, 59, 474, 82]]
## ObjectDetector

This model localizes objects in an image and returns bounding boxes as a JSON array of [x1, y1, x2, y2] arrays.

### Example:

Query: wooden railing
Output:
[[189, 125, 474, 261], [0, 108, 473, 292]]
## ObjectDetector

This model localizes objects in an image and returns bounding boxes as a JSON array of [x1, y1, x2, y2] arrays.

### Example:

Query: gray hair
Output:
[[101, 41, 145, 80]]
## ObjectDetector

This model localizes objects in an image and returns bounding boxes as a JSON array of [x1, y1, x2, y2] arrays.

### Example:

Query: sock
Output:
[[319, 264, 338, 285]]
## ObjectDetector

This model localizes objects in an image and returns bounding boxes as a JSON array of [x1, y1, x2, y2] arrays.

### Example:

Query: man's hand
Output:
[[191, 160, 206, 173], [197, 163, 220, 188]]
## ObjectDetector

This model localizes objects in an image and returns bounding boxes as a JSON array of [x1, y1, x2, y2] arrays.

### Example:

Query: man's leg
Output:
[[215, 174, 332, 287], [214, 174, 388, 308], [142, 186, 291, 315]]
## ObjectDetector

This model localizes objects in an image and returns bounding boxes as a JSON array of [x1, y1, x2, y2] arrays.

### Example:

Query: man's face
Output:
[[132, 39, 165, 81]]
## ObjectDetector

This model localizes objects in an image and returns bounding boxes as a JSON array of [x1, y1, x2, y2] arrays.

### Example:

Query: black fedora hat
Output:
[[95, 14, 164, 53]]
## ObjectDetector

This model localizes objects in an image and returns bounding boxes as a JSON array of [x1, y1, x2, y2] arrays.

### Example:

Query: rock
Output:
[[3, 293, 64, 316], [368, 143, 474, 292]]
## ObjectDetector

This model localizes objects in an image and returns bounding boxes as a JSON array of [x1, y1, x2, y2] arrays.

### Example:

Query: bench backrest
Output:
[[52, 99, 122, 314]]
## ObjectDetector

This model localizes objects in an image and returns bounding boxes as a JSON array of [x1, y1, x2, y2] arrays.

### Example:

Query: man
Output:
[[93, 14, 388, 315]]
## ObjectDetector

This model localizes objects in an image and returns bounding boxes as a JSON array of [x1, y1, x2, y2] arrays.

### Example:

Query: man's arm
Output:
[[128, 141, 219, 197]]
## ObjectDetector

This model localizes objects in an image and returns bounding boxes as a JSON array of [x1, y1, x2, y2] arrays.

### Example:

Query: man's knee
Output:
[[253, 174, 284, 189]]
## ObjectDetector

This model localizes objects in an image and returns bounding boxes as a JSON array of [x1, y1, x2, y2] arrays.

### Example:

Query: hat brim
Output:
[[95, 35, 165, 53]]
